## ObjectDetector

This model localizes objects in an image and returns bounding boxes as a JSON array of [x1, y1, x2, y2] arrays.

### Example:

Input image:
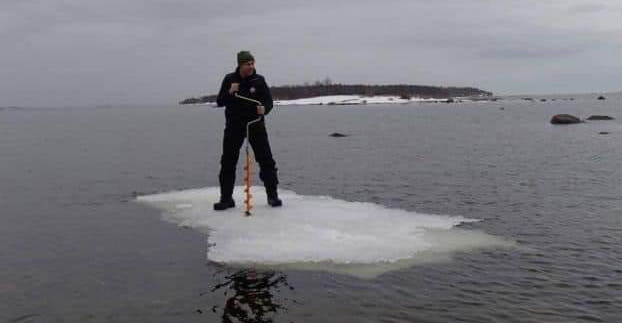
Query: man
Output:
[[214, 50, 282, 210]]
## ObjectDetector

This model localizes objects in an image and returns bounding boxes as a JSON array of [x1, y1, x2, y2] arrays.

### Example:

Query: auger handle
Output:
[[234, 92, 262, 105]]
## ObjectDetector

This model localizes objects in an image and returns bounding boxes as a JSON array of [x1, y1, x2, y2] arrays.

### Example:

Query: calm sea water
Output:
[[2, 94, 621, 322]]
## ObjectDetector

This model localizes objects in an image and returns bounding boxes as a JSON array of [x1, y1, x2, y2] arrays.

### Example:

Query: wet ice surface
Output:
[[2, 94, 622, 322], [136, 186, 512, 278]]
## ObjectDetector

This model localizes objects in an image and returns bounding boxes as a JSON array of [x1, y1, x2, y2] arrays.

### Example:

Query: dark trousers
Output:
[[218, 119, 279, 199]]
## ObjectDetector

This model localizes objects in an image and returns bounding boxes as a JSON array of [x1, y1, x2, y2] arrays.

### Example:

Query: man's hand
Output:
[[228, 83, 239, 94], [257, 105, 265, 115]]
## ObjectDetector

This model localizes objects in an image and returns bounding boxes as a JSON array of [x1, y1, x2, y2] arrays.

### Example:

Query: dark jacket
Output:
[[216, 68, 274, 123]]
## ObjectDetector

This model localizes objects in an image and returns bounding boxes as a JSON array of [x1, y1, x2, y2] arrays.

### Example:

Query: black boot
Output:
[[213, 197, 235, 211], [267, 190, 282, 207]]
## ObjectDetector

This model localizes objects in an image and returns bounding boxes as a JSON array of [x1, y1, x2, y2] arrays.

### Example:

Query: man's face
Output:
[[239, 60, 255, 76]]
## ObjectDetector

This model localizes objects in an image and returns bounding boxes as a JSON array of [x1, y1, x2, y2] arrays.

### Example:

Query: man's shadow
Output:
[[211, 269, 296, 323]]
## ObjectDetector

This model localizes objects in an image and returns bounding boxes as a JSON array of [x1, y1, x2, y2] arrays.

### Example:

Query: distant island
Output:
[[179, 82, 492, 105]]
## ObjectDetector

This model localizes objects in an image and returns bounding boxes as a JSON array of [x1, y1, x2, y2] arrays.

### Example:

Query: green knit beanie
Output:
[[237, 51, 255, 65]]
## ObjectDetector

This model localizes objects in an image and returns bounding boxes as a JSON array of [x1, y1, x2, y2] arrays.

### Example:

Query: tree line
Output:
[[179, 81, 492, 105]]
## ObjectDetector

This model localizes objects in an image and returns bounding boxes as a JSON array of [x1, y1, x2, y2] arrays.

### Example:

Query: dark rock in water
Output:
[[540, 99, 547, 102], [587, 115, 615, 120], [551, 114, 582, 124], [599, 132, 610, 135], [499, 107, 505, 110], [597, 96, 606, 100], [7, 314, 40, 323], [329, 132, 349, 138], [0, 106, 25, 111], [522, 98, 534, 101], [446, 98, 455, 103]]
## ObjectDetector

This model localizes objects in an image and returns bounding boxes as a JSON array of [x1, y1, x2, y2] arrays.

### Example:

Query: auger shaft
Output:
[[235, 92, 263, 216], [243, 144, 253, 216]]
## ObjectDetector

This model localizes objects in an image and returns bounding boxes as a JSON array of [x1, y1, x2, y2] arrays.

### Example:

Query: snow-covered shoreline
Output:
[[273, 95, 453, 106], [194, 95, 474, 107]]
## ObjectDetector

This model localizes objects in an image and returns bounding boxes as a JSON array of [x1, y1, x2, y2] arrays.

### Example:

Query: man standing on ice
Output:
[[213, 50, 282, 210]]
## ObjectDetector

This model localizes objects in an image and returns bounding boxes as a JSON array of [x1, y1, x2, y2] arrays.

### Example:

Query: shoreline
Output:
[[183, 94, 497, 107], [180, 92, 620, 107]]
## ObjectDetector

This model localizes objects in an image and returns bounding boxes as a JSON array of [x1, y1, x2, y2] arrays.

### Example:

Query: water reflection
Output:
[[211, 269, 295, 323]]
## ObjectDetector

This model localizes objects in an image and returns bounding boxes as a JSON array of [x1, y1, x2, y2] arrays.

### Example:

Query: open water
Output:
[[1, 93, 621, 322]]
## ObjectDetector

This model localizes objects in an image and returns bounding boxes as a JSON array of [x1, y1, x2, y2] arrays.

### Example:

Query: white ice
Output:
[[136, 187, 513, 278], [194, 95, 463, 107], [273, 95, 453, 106]]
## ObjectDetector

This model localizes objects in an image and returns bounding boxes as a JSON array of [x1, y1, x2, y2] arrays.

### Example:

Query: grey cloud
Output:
[[1, 0, 621, 106], [478, 47, 586, 59], [567, 4, 610, 14]]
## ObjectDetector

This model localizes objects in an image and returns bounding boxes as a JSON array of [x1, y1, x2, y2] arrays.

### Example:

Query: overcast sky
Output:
[[2, 0, 621, 106]]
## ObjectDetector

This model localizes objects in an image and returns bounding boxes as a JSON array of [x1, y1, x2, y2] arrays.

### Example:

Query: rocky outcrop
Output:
[[586, 115, 615, 120], [550, 114, 582, 124]]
